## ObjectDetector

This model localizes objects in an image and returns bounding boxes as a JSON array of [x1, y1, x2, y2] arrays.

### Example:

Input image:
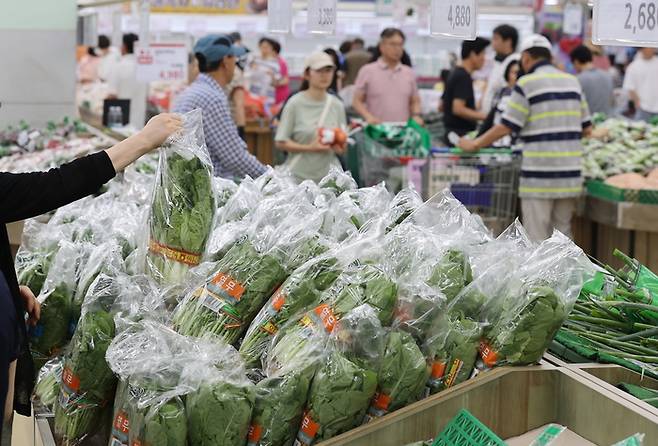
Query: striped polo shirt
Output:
[[501, 61, 591, 199]]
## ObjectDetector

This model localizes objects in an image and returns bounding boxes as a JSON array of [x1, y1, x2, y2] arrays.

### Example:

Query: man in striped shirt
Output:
[[458, 34, 592, 242]]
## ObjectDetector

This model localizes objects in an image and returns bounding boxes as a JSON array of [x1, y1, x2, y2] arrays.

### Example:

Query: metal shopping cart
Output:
[[346, 122, 431, 188], [423, 148, 521, 234]]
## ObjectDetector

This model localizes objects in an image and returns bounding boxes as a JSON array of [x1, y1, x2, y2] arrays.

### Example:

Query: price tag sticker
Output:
[[268, 0, 293, 33], [307, 0, 337, 35], [430, 0, 477, 40], [593, 0, 658, 47]]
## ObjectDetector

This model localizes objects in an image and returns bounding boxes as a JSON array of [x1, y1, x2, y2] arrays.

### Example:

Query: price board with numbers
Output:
[[307, 0, 337, 35], [136, 42, 188, 83], [430, 0, 477, 40], [593, 0, 658, 47]]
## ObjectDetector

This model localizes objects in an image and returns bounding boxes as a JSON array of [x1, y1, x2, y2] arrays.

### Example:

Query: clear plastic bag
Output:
[[294, 305, 384, 445], [146, 109, 216, 285], [29, 241, 86, 366], [365, 329, 429, 420], [181, 341, 256, 446], [33, 356, 63, 410], [318, 166, 358, 197], [423, 316, 482, 395], [247, 314, 329, 446], [392, 283, 446, 345], [106, 321, 198, 446], [480, 231, 595, 367], [239, 252, 342, 368], [54, 272, 147, 445], [174, 195, 329, 346]]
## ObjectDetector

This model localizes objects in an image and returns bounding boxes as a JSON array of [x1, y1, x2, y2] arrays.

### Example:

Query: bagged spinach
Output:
[[146, 109, 215, 285]]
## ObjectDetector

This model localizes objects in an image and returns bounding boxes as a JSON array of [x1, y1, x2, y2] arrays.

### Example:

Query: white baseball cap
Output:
[[519, 34, 553, 53], [304, 52, 336, 71]]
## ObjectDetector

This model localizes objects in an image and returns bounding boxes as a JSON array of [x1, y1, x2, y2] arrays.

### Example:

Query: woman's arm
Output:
[[0, 114, 181, 224]]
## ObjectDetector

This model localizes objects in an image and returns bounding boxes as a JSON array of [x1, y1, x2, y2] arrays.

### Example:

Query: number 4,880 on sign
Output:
[[593, 0, 658, 47], [430, 0, 477, 40]]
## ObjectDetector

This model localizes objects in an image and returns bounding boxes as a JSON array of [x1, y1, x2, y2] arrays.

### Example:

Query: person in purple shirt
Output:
[[352, 28, 423, 125], [174, 34, 267, 180], [0, 114, 181, 441]]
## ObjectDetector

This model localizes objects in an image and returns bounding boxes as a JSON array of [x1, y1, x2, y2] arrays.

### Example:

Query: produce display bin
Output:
[[586, 180, 658, 205], [317, 366, 658, 446]]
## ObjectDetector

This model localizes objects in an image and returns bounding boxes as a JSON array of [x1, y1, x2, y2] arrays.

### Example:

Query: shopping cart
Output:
[[423, 148, 521, 234], [346, 122, 430, 188]]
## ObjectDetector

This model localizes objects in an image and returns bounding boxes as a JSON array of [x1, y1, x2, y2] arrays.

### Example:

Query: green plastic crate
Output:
[[586, 180, 658, 205], [432, 409, 505, 446]]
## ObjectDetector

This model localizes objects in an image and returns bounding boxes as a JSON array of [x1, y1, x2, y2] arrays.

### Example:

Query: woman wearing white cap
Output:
[[275, 52, 347, 183]]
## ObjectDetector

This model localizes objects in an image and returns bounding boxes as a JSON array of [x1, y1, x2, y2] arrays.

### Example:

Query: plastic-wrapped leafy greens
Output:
[[146, 109, 215, 285], [214, 176, 239, 209], [239, 252, 342, 368], [320, 263, 398, 327], [182, 339, 256, 446], [480, 231, 594, 367], [106, 321, 195, 446], [381, 187, 424, 233], [73, 240, 123, 317], [173, 237, 287, 345], [392, 283, 446, 345], [33, 356, 63, 410], [247, 312, 330, 446], [423, 316, 482, 395], [15, 247, 52, 296], [318, 166, 358, 196], [426, 249, 473, 302], [294, 305, 385, 445], [173, 198, 326, 346], [365, 330, 429, 420], [29, 241, 85, 364], [54, 272, 145, 445]]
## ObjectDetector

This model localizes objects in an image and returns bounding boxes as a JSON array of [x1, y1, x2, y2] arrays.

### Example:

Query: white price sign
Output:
[[430, 0, 477, 40], [593, 0, 658, 47], [268, 0, 292, 33], [136, 43, 188, 83], [307, 0, 336, 35], [563, 2, 583, 36]]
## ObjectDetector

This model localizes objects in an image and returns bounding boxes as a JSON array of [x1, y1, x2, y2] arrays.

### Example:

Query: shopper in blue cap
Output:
[[174, 34, 267, 179]]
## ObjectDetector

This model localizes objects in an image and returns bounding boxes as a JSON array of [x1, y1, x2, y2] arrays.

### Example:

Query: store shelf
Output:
[[586, 196, 658, 233], [319, 365, 658, 446]]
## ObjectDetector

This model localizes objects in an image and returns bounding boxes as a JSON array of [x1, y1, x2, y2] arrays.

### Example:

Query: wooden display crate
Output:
[[318, 365, 658, 446]]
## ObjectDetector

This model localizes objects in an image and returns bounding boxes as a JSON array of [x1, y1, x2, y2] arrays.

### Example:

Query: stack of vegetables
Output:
[[17, 108, 597, 446], [584, 118, 658, 181], [551, 249, 658, 379]]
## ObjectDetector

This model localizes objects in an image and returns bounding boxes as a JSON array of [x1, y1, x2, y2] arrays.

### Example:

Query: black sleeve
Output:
[[0, 151, 116, 224], [478, 102, 498, 136], [452, 71, 472, 101]]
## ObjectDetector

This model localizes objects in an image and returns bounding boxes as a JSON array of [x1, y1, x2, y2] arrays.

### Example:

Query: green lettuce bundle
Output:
[[294, 305, 384, 445], [366, 330, 429, 420], [423, 317, 482, 395], [247, 314, 329, 446], [173, 238, 287, 345], [146, 109, 215, 285], [240, 253, 341, 368], [480, 232, 593, 367]]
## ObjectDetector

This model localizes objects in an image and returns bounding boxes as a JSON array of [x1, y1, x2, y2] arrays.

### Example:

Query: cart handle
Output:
[[431, 147, 515, 155]]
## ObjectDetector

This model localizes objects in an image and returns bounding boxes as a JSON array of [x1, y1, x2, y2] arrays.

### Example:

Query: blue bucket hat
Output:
[[194, 34, 247, 65]]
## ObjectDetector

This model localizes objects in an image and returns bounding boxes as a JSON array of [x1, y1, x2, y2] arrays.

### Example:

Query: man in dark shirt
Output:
[[442, 37, 490, 145]]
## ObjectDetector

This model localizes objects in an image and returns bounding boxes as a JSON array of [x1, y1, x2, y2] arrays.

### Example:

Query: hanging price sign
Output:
[[593, 0, 658, 47], [268, 0, 292, 33], [430, 0, 477, 40], [136, 42, 188, 83], [307, 0, 336, 35], [563, 2, 583, 36]]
